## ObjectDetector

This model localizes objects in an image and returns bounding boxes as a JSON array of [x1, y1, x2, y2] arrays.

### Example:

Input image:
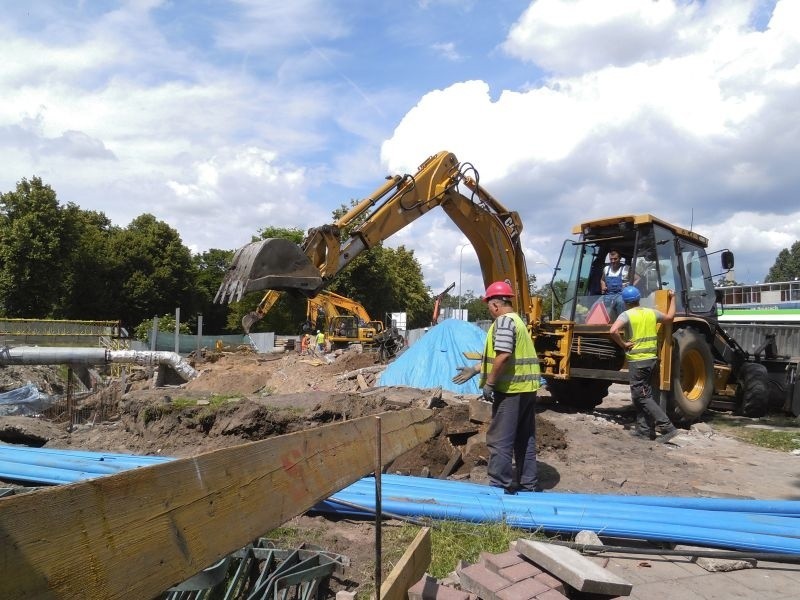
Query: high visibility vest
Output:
[[480, 312, 540, 393], [316, 332, 325, 345], [625, 306, 658, 362]]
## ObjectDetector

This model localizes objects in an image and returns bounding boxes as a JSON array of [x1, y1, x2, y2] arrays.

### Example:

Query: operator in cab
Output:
[[600, 249, 638, 321], [609, 286, 679, 443], [452, 281, 541, 494]]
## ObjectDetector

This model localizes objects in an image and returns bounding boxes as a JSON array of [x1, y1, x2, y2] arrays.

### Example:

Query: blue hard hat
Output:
[[621, 286, 641, 303]]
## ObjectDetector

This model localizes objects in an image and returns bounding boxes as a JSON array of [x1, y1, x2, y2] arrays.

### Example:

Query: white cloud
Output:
[[431, 42, 462, 61], [382, 0, 800, 284]]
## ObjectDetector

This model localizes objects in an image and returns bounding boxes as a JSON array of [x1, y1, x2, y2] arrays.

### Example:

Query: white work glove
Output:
[[452, 365, 478, 384]]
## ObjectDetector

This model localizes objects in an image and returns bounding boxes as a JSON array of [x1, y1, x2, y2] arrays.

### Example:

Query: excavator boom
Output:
[[215, 151, 540, 332]]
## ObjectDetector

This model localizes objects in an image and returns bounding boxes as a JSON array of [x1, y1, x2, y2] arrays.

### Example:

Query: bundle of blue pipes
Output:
[[2, 446, 800, 555]]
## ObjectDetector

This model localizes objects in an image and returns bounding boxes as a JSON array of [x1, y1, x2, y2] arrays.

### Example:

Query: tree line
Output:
[[0, 177, 493, 337], [8, 177, 793, 339]]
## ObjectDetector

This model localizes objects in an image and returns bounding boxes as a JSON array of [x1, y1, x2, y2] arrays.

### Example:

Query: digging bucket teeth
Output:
[[214, 238, 323, 303]]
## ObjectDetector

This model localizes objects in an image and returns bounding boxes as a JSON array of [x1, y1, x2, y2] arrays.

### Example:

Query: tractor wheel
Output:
[[546, 378, 610, 411], [669, 328, 714, 422], [736, 362, 770, 417]]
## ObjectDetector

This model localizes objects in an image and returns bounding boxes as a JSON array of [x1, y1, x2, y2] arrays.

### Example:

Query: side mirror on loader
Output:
[[721, 250, 735, 270]]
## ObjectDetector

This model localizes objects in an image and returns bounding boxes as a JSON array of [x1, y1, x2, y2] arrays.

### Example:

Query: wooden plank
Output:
[[380, 527, 431, 600], [0, 408, 437, 600]]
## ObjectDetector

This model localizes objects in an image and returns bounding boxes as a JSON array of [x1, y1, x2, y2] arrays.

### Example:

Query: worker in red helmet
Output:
[[452, 280, 541, 494]]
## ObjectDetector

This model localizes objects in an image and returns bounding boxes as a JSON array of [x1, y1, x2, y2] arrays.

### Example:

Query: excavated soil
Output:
[[1, 347, 799, 595]]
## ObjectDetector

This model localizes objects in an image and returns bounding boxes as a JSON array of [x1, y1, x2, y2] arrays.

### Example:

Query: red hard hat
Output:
[[482, 281, 514, 302]]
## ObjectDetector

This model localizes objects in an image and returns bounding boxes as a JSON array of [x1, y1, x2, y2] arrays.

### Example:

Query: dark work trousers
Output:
[[628, 358, 673, 433], [486, 391, 538, 491]]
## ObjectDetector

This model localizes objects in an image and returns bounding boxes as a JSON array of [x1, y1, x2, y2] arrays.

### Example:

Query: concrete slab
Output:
[[516, 539, 632, 596]]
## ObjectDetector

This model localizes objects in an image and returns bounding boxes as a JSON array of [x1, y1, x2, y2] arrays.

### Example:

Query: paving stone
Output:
[[458, 563, 511, 599], [534, 589, 569, 600], [336, 590, 356, 600], [533, 573, 566, 595], [499, 561, 543, 583], [481, 550, 525, 572], [496, 577, 550, 600], [408, 575, 474, 600]]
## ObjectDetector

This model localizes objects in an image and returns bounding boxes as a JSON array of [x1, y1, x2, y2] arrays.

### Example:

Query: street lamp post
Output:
[[458, 243, 470, 314]]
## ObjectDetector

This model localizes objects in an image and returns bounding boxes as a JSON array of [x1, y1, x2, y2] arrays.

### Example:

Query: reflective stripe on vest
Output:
[[626, 307, 658, 362], [480, 312, 540, 393]]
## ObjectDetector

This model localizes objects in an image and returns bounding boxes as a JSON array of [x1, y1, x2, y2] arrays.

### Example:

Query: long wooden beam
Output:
[[0, 408, 438, 599]]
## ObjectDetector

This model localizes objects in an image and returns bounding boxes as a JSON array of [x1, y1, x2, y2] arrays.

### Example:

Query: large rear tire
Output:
[[736, 362, 769, 417], [670, 328, 714, 422], [546, 378, 610, 411]]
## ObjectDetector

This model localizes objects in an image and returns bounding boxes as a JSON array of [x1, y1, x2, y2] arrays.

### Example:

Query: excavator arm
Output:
[[215, 151, 540, 329], [432, 282, 456, 325]]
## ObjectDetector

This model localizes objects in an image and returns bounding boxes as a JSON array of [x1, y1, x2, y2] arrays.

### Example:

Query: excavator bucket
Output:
[[214, 239, 323, 303]]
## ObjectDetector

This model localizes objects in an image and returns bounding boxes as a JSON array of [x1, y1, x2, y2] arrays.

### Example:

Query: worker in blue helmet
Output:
[[609, 286, 679, 443]]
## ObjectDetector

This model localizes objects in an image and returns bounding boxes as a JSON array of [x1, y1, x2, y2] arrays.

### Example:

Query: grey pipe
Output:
[[109, 350, 198, 381], [0, 346, 197, 382]]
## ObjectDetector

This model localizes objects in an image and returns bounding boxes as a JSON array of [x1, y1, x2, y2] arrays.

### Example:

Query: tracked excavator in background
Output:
[[305, 290, 404, 360], [215, 151, 798, 422]]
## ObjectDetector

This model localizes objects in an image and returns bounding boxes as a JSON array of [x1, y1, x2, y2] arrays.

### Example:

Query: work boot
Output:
[[628, 427, 653, 440], [656, 427, 680, 444]]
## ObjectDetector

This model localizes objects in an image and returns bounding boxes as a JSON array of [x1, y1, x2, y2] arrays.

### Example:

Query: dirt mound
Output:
[[0, 365, 67, 395]]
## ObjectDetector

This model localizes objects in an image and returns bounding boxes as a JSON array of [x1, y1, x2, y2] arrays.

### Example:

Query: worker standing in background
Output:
[[299, 333, 310, 355], [452, 281, 541, 494], [315, 330, 325, 353], [609, 286, 679, 443]]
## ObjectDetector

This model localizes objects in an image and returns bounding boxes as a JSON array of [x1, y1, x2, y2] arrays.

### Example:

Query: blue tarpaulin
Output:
[[378, 319, 486, 394]]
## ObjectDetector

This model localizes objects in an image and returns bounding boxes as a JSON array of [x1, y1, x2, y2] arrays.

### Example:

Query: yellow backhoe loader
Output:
[[215, 151, 798, 421]]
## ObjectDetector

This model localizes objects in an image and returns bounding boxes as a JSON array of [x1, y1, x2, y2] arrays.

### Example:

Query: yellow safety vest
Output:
[[480, 312, 540, 393], [316, 332, 325, 345], [626, 307, 658, 362]]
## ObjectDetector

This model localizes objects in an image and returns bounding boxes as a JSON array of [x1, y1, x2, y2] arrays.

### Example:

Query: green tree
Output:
[[192, 249, 235, 333], [58, 207, 119, 319], [0, 177, 73, 316], [765, 241, 800, 283], [108, 214, 197, 329], [133, 313, 191, 343]]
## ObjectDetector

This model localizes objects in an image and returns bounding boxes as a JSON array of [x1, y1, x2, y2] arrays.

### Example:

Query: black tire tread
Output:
[[737, 362, 769, 418]]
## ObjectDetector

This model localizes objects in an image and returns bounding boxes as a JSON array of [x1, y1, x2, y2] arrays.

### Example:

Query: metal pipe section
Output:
[[109, 350, 198, 381], [0, 346, 197, 381]]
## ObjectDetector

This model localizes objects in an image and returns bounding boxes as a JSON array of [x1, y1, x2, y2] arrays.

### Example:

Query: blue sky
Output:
[[1, 0, 798, 301]]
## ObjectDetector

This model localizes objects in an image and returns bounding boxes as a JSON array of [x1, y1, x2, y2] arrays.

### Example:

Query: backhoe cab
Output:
[[537, 214, 772, 422]]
